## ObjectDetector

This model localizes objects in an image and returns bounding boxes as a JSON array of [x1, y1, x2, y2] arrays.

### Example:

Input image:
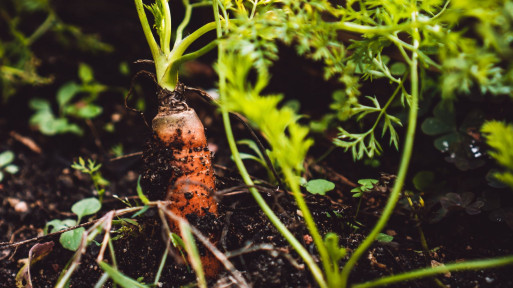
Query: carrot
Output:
[[133, 0, 221, 277], [141, 85, 220, 277]]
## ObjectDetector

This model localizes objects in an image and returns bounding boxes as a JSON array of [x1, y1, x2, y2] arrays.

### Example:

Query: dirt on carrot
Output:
[[141, 84, 220, 277]]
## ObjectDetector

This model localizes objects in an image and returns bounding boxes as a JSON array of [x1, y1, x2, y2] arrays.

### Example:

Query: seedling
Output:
[[72, 157, 109, 202], [29, 63, 111, 136], [0, 150, 19, 182], [44, 197, 101, 251], [351, 179, 379, 218]]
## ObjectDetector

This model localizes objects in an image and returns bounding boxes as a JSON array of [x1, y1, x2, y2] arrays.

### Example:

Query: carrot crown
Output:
[[134, 0, 217, 91]]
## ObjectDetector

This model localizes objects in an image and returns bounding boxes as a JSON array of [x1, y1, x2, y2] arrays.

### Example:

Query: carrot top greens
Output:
[[134, 0, 216, 91]]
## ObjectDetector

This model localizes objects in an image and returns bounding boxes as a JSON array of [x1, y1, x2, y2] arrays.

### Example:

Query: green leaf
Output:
[[78, 63, 94, 83], [29, 98, 52, 111], [433, 133, 461, 152], [75, 104, 103, 119], [390, 62, 407, 75], [376, 233, 394, 243], [136, 176, 150, 205], [99, 262, 149, 288], [71, 198, 101, 221], [0, 172, 3, 182], [412, 171, 435, 191], [421, 118, 454, 136], [57, 82, 81, 108], [350, 187, 362, 193], [0, 151, 15, 167], [304, 179, 335, 195], [60, 227, 85, 251], [357, 179, 379, 191], [132, 206, 149, 218], [324, 232, 346, 262], [45, 219, 77, 234], [4, 164, 19, 175]]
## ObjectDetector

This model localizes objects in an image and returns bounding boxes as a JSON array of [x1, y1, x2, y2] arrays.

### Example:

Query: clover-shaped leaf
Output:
[[304, 179, 335, 195], [72, 197, 101, 223]]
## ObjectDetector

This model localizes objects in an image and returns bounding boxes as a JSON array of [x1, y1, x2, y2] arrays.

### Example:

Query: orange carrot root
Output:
[[142, 86, 220, 277]]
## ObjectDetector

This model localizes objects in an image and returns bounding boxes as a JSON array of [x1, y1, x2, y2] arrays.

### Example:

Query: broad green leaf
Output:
[[376, 233, 394, 243], [65, 103, 103, 119], [421, 118, 454, 136], [390, 62, 407, 75], [0, 151, 15, 167], [0, 172, 4, 182], [432, 101, 455, 126], [29, 110, 54, 127], [304, 179, 335, 195], [57, 82, 80, 108], [4, 165, 19, 174], [99, 262, 149, 288], [29, 98, 52, 111], [45, 219, 77, 234], [433, 133, 461, 152], [412, 171, 435, 191], [76, 104, 103, 119], [71, 197, 101, 221], [78, 63, 94, 83], [60, 227, 85, 251]]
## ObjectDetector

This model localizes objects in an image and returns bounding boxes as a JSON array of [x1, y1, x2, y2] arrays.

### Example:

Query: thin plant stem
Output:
[[179, 221, 206, 288], [134, 0, 160, 62], [169, 40, 218, 75], [213, 2, 327, 287], [352, 255, 513, 288], [154, 246, 169, 285], [282, 168, 334, 284], [175, 0, 192, 45], [27, 12, 56, 45], [339, 11, 421, 288]]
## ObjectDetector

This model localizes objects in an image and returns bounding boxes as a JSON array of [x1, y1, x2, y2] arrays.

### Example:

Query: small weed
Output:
[[44, 197, 101, 251], [29, 63, 107, 136], [0, 150, 19, 182], [72, 157, 109, 202], [351, 179, 379, 219]]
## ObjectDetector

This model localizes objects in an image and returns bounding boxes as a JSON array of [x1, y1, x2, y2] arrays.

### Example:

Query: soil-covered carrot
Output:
[[152, 85, 216, 217], [133, 0, 221, 277], [141, 84, 220, 277]]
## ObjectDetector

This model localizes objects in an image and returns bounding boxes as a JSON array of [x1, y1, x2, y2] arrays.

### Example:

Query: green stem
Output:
[[169, 40, 218, 79], [27, 12, 56, 45], [340, 11, 421, 288], [160, 0, 172, 55], [175, 0, 192, 45], [154, 246, 169, 285], [134, 0, 161, 63], [352, 255, 513, 288], [213, 2, 326, 287], [162, 21, 217, 89], [282, 168, 334, 285], [369, 81, 404, 133], [171, 21, 217, 58]]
